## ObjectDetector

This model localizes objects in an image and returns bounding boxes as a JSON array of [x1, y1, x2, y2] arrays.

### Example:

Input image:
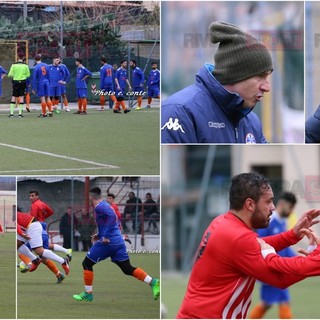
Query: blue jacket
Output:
[[161, 64, 267, 143], [305, 106, 320, 143]]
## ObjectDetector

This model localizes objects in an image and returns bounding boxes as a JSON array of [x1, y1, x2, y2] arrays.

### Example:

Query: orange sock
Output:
[[137, 96, 142, 106], [19, 253, 31, 265], [26, 93, 30, 106], [77, 99, 82, 112], [120, 101, 127, 110], [82, 98, 87, 112], [47, 100, 52, 112], [147, 97, 152, 104], [249, 303, 267, 319], [132, 268, 148, 282], [84, 270, 93, 286], [114, 101, 120, 111], [279, 304, 292, 319], [41, 102, 47, 114], [63, 97, 68, 107], [44, 259, 60, 276], [100, 95, 105, 106], [110, 95, 116, 103]]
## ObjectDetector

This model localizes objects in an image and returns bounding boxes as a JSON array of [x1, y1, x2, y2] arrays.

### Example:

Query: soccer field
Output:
[[0, 105, 159, 175], [161, 273, 320, 319], [0, 233, 16, 319], [17, 252, 160, 319]]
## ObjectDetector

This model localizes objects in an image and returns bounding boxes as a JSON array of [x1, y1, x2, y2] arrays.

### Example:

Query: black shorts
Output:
[[12, 80, 27, 97]]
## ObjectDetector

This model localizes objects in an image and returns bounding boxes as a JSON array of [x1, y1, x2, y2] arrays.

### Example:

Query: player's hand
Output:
[[298, 228, 320, 256], [257, 237, 274, 250], [292, 209, 320, 238], [91, 233, 99, 244], [22, 233, 31, 240], [101, 237, 110, 244]]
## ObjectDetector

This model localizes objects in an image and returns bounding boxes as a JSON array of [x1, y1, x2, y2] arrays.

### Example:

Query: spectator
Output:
[[59, 207, 79, 250], [77, 209, 96, 252], [123, 192, 142, 233], [144, 193, 159, 234]]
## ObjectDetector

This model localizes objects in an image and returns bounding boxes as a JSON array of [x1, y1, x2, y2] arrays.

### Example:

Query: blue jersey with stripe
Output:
[[48, 64, 65, 86], [131, 66, 144, 87], [115, 67, 128, 89], [32, 62, 49, 90], [100, 64, 114, 89], [148, 69, 160, 87], [76, 66, 92, 89], [59, 63, 70, 83]]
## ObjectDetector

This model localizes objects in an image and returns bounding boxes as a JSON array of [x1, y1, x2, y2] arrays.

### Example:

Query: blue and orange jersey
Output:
[[0, 66, 7, 84], [148, 69, 160, 87], [115, 67, 128, 89], [76, 66, 92, 89], [94, 201, 123, 245], [100, 64, 114, 89], [59, 63, 71, 83], [131, 66, 144, 87], [48, 64, 65, 86], [32, 62, 49, 90], [29, 199, 54, 222]]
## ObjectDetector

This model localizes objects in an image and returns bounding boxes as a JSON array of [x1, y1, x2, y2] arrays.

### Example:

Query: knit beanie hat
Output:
[[210, 21, 273, 84]]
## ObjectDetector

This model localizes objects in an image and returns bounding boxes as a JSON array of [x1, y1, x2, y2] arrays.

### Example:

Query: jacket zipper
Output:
[[235, 127, 239, 142]]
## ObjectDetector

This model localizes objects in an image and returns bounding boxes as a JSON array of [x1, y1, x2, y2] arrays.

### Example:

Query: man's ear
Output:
[[244, 198, 256, 212]]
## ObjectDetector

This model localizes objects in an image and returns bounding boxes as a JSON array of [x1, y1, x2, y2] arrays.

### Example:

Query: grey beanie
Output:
[[210, 21, 273, 84]]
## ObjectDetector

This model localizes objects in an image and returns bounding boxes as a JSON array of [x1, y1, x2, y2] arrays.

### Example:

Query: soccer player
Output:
[[72, 187, 160, 302], [31, 54, 53, 118], [74, 58, 92, 115], [17, 211, 70, 276], [146, 62, 160, 108], [106, 193, 132, 244], [48, 55, 66, 112], [109, 63, 118, 109], [7, 53, 30, 117], [177, 172, 320, 319], [114, 60, 131, 113], [130, 59, 145, 110], [0, 65, 7, 97], [98, 57, 116, 111], [249, 192, 297, 319], [58, 58, 71, 112]]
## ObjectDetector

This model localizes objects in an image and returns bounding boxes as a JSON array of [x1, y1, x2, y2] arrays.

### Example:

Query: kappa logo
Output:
[[245, 133, 256, 144], [208, 122, 225, 129], [161, 118, 185, 133]]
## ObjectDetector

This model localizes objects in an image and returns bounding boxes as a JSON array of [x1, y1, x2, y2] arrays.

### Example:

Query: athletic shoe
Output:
[[73, 111, 81, 114], [113, 109, 121, 113], [135, 106, 142, 110], [8, 114, 14, 118], [146, 104, 151, 108], [29, 258, 42, 272], [124, 109, 131, 114], [150, 278, 160, 300], [38, 114, 47, 118], [66, 248, 72, 262], [26, 106, 31, 112], [18, 114, 23, 118], [97, 107, 105, 111], [80, 111, 87, 115], [123, 234, 132, 244], [62, 258, 70, 275], [56, 273, 65, 284], [48, 112, 53, 117], [73, 291, 93, 302], [65, 108, 70, 112]]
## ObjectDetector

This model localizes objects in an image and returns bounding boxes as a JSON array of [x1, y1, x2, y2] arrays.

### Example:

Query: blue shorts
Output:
[[49, 85, 61, 97], [261, 284, 290, 304], [115, 87, 125, 97], [76, 88, 88, 98], [148, 86, 160, 98], [132, 86, 144, 95], [36, 81, 49, 97], [59, 84, 67, 95], [86, 241, 129, 263]]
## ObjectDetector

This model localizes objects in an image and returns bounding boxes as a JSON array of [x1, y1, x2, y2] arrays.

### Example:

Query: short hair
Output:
[[89, 187, 102, 199], [18, 52, 25, 60], [146, 192, 152, 197], [229, 172, 271, 210], [151, 61, 157, 65], [278, 191, 297, 206], [120, 60, 126, 65], [76, 58, 82, 64], [107, 193, 115, 199], [34, 54, 42, 61], [100, 57, 107, 63], [53, 54, 60, 59], [130, 59, 137, 65], [29, 190, 39, 196], [129, 191, 135, 197]]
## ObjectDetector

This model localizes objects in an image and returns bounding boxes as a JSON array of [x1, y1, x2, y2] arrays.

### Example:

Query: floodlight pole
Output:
[[60, 1, 64, 110], [23, 1, 27, 21]]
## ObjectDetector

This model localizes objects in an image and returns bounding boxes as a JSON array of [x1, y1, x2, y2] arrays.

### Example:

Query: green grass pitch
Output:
[[161, 273, 320, 319], [0, 233, 16, 319], [0, 107, 159, 175], [18, 252, 160, 319]]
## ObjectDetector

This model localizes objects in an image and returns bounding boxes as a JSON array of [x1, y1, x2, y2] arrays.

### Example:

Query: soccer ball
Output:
[[18, 261, 29, 271]]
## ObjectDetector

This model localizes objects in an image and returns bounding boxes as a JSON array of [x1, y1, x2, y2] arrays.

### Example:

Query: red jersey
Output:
[[110, 202, 122, 231], [177, 211, 318, 319], [29, 199, 54, 222], [17, 211, 34, 236], [0, 224, 3, 233]]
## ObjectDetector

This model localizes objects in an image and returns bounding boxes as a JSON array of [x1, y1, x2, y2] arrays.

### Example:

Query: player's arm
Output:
[[99, 68, 104, 89], [65, 66, 71, 83], [43, 204, 54, 219], [82, 68, 92, 81], [139, 69, 145, 86]]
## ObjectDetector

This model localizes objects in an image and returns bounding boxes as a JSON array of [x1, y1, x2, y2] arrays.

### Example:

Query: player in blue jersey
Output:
[[146, 62, 160, 108], [32, 54, 53, 117], [0, 65, 7, 97], [249, 192, 297, 319], [114, 60, 131, 114], [74, 58, 92, 115], [130, 59, 145, 110], [58, 59, 71, 112], [98, 57, 117, 111], [72, 187, 160, 302], [48, 55, 66, 111]]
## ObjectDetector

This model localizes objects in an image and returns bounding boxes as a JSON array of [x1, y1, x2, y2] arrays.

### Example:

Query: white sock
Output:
[[53, 244, 68, 254], [41, 249, 64, 264], [85, 285, 93, 293], [144, 275, 152, 284], [18, 245, 37, 261]]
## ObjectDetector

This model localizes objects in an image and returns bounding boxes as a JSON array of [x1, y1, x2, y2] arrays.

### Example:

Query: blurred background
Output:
[[161, 145, 320, 318], [161, 1, 304, 143], [305, 1, 320, 119]]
